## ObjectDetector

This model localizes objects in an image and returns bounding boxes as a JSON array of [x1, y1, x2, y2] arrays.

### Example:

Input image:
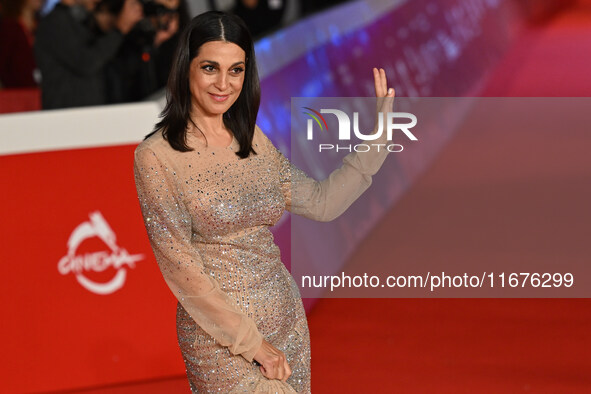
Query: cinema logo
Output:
[[302, 107, 418, 152], [58, 211, 144, 295]]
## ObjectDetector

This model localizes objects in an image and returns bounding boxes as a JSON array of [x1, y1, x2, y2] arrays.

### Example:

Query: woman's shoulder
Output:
[[135, 129, 169, 151], [134, 129, 173, 161], [253, 124, 267, 139], [252, 124, 274, 153]]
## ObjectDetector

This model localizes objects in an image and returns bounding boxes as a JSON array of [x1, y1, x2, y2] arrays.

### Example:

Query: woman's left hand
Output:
[[372, 67, 395, 135], [373, 66, 395, 101]]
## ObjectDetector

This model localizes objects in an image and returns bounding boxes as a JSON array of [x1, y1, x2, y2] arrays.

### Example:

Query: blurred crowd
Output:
[[0, 0, 349, 110]]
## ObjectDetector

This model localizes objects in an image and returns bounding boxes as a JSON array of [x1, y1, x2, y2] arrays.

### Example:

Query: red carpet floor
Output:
[[68, 4, 591, 393]]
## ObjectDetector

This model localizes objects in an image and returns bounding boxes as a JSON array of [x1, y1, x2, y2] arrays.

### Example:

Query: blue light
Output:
[[255, 38, 273, 55]]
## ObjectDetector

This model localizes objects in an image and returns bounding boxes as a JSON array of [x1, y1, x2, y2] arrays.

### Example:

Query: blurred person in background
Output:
[[301, 0, 348, 16], [232, 0, 285, 37], [0, 0, 43, 88], [33, 0, 142, 109], [101, 0, 190, 103], [152, 0, 190, 89]]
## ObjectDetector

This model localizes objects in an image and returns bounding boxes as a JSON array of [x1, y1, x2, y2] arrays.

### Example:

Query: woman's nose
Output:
[[214, 73, 228, 91]]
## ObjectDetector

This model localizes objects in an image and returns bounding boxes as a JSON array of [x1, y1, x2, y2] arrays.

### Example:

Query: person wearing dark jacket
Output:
[[101, 0, 186, 104], [34, 0, 142, 109]]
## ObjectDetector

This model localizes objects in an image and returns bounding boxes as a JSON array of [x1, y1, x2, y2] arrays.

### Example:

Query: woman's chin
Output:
[[191, 97, 238, 117]]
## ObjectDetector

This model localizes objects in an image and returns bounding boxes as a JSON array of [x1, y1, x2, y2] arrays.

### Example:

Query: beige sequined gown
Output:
[[134, 125, 389, 393]]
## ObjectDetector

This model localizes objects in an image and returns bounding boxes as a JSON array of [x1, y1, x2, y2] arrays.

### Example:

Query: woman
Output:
[[134, 11, 394, 393]]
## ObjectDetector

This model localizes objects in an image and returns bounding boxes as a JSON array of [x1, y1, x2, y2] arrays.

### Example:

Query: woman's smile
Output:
[[209, 93, 230, 102]]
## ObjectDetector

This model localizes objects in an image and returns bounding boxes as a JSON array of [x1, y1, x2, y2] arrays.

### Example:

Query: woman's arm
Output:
[[134, 147, 263, 361], [265, 69, 395, 221], [269, 134, 388, 221]]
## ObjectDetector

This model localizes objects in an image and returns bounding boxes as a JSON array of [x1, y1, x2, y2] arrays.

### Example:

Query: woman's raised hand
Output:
[[373, 67, 396, 132], [253, 339, 292, 382], [373, 66, 395, 101]]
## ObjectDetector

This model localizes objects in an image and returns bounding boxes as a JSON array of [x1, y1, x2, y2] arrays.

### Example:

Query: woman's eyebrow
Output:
[[200, 60, 245, 67]]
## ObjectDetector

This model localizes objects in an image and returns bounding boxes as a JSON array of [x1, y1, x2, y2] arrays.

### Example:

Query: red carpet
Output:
[[309, 300, 591, 392]]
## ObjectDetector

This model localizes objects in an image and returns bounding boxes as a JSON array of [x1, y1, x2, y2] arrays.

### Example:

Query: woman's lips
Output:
[[209, 93, 230, 102]]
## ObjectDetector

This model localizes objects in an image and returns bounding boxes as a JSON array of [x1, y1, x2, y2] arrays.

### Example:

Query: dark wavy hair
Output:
[[146, 11, 260, 158]]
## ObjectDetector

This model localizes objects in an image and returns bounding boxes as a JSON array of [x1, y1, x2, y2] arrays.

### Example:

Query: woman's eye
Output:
[[202, 65, 215, 72], [231, 67, 244, 74]]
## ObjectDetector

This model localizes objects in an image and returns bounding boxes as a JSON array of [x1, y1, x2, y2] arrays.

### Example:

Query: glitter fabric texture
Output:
[[134, 125, 389, 392]]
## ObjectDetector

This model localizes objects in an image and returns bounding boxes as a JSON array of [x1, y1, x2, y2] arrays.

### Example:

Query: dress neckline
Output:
[[187, 131, 237, 151]]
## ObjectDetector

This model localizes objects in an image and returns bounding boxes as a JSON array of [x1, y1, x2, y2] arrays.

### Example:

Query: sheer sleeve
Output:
[[256, 126, 390, 222], [134, 146, 263, 362]]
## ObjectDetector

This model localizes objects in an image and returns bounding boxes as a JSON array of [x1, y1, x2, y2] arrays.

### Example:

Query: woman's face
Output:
[[188, 41, 246, 118]]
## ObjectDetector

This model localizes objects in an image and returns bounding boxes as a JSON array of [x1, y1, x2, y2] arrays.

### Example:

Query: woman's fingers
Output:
[[378, 67, 387, 97], [371, 68, 396, 130], [270, 354, 282, 380], [264, 356, 289, 381], [373, 67, 395, 98], [282, 357, 292, 382], [374, 67, 389, 97], [254, 339, 291, 381], [373, 67, 382, 97]]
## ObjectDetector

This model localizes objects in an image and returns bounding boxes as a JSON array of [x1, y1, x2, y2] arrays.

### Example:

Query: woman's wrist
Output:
[[242, 332, 264, 363]]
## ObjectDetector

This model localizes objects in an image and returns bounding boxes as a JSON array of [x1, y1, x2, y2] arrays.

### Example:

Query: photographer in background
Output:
[[102, 0, 189, 103], [34, 0, 142, 109]]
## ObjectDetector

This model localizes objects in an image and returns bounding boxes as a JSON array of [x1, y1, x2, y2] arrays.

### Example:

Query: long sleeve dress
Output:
[[133, 125, 390, 393]]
